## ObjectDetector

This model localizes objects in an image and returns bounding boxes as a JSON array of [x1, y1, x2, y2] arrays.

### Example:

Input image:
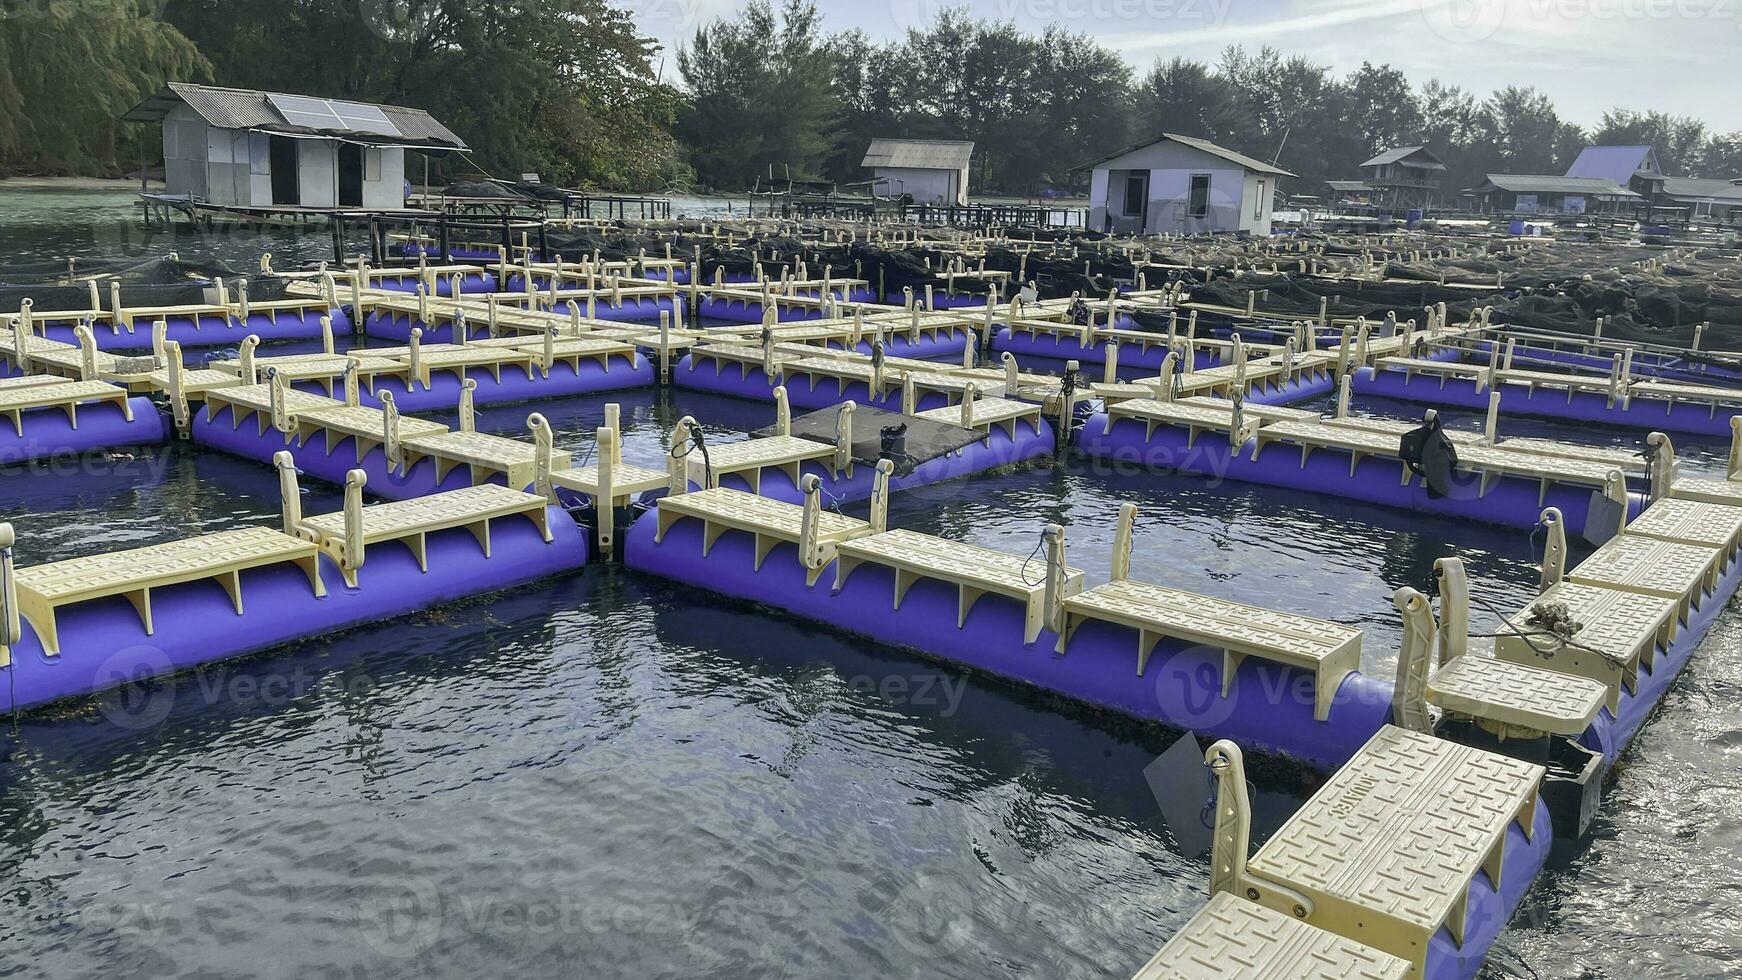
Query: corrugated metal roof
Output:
[[1360, 146, 1447, 170], [1659, 177, 1742, 203], [861, 139, 974, 171], [1470, 174, 1640, 198], [121, 82, 467, 150], [1165, 133, 1295, 177], [1074, 133, 1295, 177], [1565, 145, 1655, 183], [1325, 180, 1372, 191]]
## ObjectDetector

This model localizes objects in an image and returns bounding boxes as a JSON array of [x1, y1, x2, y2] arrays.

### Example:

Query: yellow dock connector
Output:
[[13, 527, 326, 656], [1570, 526, 1719, 624], [1627, 497, 1742, 571], [1215, 729, 1544, 978], [654, 485, 872, 586], [1056, 503, 1360, 717], [835, 525, 1085, 645]]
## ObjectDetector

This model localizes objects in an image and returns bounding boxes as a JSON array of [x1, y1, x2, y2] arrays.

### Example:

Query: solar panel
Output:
[[268, 94, 345, 131], [266, 94, 401, 138], [330, 100, 401, 137]]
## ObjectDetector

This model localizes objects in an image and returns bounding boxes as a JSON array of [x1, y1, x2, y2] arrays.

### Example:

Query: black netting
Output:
[[0, 256, 244, 313]]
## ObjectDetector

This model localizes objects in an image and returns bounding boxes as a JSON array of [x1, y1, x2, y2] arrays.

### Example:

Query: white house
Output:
[[861, 139, 973, 206], [123, 82, 467, 211], [1078, 133, 1293, 236]]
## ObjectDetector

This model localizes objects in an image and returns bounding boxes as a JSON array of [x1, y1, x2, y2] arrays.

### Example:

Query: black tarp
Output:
[[752, 404, 984, 467], [0, 256, 246, 313]]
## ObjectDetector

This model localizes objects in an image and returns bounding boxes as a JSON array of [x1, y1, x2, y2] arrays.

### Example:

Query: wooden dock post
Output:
[[1538, 507, 1566, 592], [869, 460, 892, 533], [274, 450, 303, 536], [596, 423, 617, 555], [1647, 432, 1676, 502], [529, 412, 555, 499], [378, 389, 407, 470], [1434, 557, 1468, 666], [458, 379, 478, 433], [835, 401, 856, 477], [774, 386, 791, 436], [338, 468, 367, 584], [0, 523, 17, 670], [1391, 587, 1435, 734], [164, 340, 190, 437], [1110, 503, 1135, 582]]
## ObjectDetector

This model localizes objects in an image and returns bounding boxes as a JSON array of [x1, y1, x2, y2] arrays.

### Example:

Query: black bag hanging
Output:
[[1400, 411, 1459, 499]]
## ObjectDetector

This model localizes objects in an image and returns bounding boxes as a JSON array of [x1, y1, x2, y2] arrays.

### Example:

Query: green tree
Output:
[[160, 0, 681, 189], [0, 0, 209, 175], [1345, 63, 1423, 158], [1592, 109, 1710, 175], [1482, 85, 1563, 174], [676, 0, 838, 189], [1137, 57, 1240, 144]]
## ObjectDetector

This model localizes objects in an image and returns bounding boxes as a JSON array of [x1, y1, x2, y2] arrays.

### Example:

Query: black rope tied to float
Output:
[[1428, 569, 1616, 666], [670, 423, 712, 490], [1018, 529, 1049, 588], [1200, 752, 1228, 831], [1056, 363, 1080, 452]]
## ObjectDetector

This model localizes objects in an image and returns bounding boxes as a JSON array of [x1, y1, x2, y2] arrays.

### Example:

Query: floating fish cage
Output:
[[4, 224, 1742, 980]]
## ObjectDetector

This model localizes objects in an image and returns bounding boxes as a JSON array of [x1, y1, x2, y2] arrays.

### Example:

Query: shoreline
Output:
[[0, 176, 160, 191]]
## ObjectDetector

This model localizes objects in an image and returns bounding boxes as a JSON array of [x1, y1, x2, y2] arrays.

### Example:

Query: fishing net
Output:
[[0, 256, 244, 313]]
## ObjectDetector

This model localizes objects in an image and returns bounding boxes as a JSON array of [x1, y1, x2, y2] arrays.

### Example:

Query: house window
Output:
[[364, 147, 382, 182], [1255, 180, 1266, 219], [1122, 173, 1145, 217], [1189, 174, 1211, 219]]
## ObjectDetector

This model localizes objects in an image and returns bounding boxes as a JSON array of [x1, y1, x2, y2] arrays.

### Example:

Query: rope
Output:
[[1018, 529, 1048, 588], [669, 424, 712, 489], [1199, 754, 1227, 830], [816, 481, 848, 516], [1438, 576, 1623, 667]]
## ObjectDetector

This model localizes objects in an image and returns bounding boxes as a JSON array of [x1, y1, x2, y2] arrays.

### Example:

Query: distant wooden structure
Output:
[[1357, 146, 1447, 210], [862, 139, 974, 206], [123, 82, 467, 222]]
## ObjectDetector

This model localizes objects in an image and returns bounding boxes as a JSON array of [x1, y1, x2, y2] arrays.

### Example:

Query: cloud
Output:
[[1103, 0, 1456, 51]]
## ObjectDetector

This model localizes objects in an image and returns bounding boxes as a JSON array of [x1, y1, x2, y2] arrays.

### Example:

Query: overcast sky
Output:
[[629, 0, 1742, 133]]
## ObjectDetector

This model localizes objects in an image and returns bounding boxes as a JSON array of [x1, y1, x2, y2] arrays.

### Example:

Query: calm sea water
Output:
[[0, 189, 1738, 979]]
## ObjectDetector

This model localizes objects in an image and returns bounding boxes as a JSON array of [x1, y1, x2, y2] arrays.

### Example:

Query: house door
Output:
[[269, 136, 300, 206], [338, 143, 364, 207], [1121, 171, 1149, 231]]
